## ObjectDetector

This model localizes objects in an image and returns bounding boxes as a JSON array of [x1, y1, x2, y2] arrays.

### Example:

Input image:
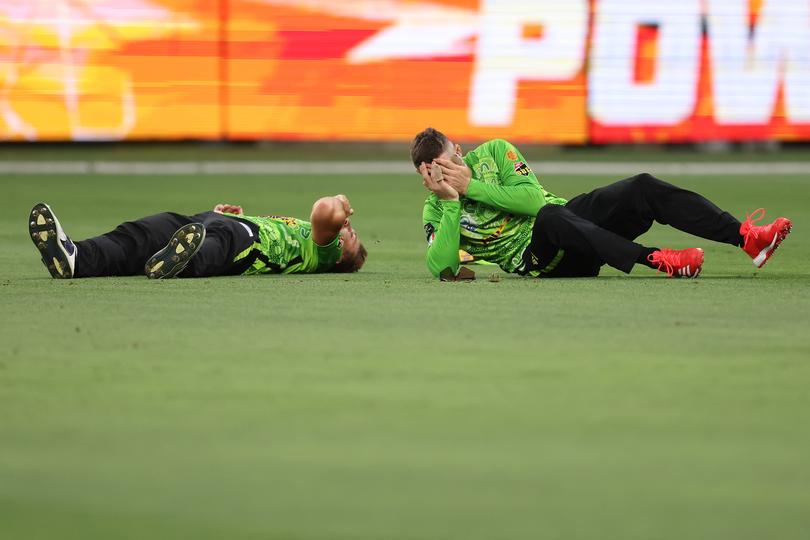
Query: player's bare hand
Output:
[[213, 203, 244, 215], [334, 194, 354, 217], [419, 162, 459, 201], [434, 156, 471, 195]]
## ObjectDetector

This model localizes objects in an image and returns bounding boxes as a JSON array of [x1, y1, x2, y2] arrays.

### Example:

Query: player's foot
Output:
[[648, 248, 704, 278], [740, 208, 792, 268], [29, 203, 77, 279], [145, 223, 205, 279]]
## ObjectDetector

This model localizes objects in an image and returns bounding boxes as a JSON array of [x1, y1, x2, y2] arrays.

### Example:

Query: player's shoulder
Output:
[[471, 138, 516, 158], [489, 138, 513, 146], [482, 138, 513, 149]]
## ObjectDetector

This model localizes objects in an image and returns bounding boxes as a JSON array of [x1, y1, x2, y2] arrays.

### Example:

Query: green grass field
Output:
[[1, 158, 809, 540]]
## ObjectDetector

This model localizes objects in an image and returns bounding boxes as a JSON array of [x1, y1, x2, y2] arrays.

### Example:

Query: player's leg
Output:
[[168, 212, 257, 278], [566, 173, 791, 268], [28, 203, 189, 278], [74, 212, 192, 277], [526, 204, 642, 276], [565, 172, 741, 244], [524, 204, 703, 278]]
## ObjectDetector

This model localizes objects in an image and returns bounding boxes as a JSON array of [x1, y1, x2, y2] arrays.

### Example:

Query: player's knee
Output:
[[629, 172, 661, 193], [632, 172, 655, 184], [536, 204, 566, 226]]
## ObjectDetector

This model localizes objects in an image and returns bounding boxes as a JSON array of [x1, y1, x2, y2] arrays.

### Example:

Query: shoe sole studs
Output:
[[29, 204, 71, 279], [145, 223, 205, 279]]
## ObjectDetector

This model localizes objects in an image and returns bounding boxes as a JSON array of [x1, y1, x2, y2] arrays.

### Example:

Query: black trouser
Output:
[[74, 211, 257, 278], [523, 173, 743, 277]]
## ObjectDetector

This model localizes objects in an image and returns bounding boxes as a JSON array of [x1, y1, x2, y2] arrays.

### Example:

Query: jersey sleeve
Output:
[[465, 139, 545, 216], [422, 195, 461, 278]]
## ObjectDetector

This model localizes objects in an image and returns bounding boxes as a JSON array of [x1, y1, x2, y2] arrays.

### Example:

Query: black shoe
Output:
[[29, 203, 77, 279], [145, 223, 206, 279]]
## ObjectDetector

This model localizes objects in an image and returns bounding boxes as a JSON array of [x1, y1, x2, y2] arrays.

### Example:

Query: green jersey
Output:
[[422, 139, 566, 276], [228, 214, 342, 274]]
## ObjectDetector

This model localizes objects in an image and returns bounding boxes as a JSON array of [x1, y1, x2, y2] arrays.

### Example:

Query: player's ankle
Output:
[[637, 247, 659, 269]]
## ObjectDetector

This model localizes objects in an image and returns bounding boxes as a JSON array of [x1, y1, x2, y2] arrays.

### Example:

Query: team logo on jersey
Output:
[[514, 161, 531, 176], [506, 149, 518, 161]]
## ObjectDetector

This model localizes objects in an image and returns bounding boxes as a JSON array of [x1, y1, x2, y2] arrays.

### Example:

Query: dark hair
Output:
[[331, 242, 368, 273], [410, 127, 451, 168]]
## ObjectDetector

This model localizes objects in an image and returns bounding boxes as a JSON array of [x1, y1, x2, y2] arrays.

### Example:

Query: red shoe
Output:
[[648, 248, 704, 278], [740, 208, 792, 268]]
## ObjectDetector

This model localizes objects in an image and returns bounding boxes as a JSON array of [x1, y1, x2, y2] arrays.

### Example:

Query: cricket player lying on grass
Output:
[[411, 128, 792, 280], [29, 194, 367, 279]]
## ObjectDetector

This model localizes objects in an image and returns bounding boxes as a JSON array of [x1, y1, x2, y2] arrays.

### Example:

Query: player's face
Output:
[[339, 222, 360, 260]]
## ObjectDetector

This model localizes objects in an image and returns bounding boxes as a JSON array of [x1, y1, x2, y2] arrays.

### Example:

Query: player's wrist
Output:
[[465, 179, 482, 199], [439, 189, 459, 201]]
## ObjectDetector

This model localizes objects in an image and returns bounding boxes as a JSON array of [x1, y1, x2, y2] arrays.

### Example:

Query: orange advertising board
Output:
[[1, 1, 808, 143], [225, 0, 587, 143], [0, 0, 222, 140]]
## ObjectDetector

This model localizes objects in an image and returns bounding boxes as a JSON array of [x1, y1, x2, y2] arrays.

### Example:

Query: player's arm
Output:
[[424, 198, 462, 278], [311, 194, 353, 246], [419, 163, 461, 278], [435, 140, 544, 216]]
